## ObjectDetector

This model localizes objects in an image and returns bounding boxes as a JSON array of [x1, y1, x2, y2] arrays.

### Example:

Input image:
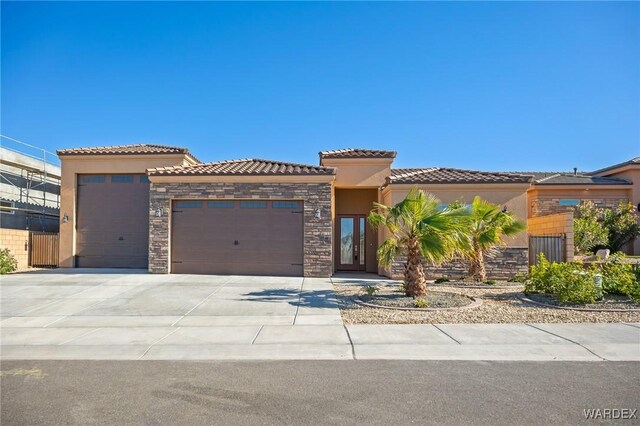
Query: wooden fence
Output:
[[29, 232, 59, 267]]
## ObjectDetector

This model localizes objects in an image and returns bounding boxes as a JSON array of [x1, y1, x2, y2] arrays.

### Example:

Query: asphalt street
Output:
[[2, 360, 639, 425]]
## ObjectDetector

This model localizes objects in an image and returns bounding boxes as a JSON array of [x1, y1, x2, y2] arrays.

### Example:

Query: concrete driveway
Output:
[[0, 270, 350, 360]]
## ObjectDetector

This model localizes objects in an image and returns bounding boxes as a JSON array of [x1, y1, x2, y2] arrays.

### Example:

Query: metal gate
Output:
[[529, 235, 566, 265], [29, 232, 59, 267]]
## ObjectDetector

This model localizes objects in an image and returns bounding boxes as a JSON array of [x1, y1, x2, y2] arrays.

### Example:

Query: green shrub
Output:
[[554, 270, 598, 304], [397, 283, 406, 293], [595, 255, 635, 295], [602, 202, 640, 253], [574, 200, 640, 254], [364, 286, 378, 296], [591, 255, 640, 302], [629, 266, 640, 302], [434, 277, 450, 284], [0, 248, 18, 275], [484, 280, 496, 285], [574, 201, 608, 254], [414, 298, 429, 308], [525, 254, 598, 304]]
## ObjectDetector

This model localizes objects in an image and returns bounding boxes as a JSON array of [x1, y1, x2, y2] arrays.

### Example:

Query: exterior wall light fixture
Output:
[[155, 207, 163, 217], [315, 208, 322, 219], [62, 214, 69, 223]]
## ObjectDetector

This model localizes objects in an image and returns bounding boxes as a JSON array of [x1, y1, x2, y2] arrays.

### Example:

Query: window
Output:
[[140, 175, 150, 183], [0, 200, 14, 214], [559, 199, 580, 206], [111, 175, 134, 183], [208, 201, 234, 209], [174, 201, 202, 208], [80, 175, 105, 184], [273, 201, 300, 209], [240, 201, 267, 209]]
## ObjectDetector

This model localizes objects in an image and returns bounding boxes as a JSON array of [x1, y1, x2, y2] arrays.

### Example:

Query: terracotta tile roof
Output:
[[319, 148, 397, 159], [389, 168, 533, 185], [148, 158, 336, 176], [57, 144, 199, 162], [533, 173, 632, 186]]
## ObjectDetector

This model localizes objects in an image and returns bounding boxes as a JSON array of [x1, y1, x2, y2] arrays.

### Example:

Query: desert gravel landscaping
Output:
[[334, 283, 640, 324]]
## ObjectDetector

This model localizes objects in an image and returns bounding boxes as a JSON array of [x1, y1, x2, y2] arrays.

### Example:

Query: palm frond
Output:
[[372, 188, 474, 270], [377, 239, 402, 268], [469, 196, 526, 252]]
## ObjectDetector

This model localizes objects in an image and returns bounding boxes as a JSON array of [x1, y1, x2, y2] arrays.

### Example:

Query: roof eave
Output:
[[533, 182, 632, 187], [148, 172, 336, 177], [590, 159, 640, 175], [56, 150, 188, 157], [388, 180, 532, 185]]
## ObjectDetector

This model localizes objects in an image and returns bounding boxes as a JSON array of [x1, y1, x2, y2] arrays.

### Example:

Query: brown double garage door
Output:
[[171, 200, 304, 276]]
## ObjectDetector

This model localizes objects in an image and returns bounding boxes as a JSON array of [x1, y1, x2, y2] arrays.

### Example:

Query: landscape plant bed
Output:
[[333, 284, 640, 324], [519, 293, 640, 312], [355, 291, 480, 311]]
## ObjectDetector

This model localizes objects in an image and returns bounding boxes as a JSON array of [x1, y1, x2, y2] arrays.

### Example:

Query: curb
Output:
[[430, 283, 524, 290], [353, 294, 483, 312]]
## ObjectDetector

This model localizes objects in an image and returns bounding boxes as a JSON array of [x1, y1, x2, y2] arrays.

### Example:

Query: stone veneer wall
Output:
[[531, 197, 628, 217], [388, 247, 529, 281], [148, 182, 333, 277]]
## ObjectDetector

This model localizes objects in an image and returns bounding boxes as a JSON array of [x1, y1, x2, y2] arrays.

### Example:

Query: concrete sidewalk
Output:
[[1, 323, 638, 361]]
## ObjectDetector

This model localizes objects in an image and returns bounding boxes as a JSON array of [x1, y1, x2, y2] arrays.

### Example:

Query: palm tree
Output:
[[465, 196, 526, 282], [368, 189, 470, 297]]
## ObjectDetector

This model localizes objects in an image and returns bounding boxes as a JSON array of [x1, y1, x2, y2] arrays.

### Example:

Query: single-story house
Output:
[[56, 145, 638, 278]]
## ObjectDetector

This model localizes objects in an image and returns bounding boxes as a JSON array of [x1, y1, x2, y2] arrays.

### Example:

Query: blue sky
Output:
[[2, 2, 639, 171]]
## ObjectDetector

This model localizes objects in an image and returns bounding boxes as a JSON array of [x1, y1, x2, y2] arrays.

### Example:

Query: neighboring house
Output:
[[0, 147, 61, 232], [55, 144, 638, 278], [0, 146, 61, 270], [590, 157, 640, 254]]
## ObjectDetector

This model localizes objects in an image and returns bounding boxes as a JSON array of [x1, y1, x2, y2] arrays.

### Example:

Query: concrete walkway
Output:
[[1, 271, 639, 361]]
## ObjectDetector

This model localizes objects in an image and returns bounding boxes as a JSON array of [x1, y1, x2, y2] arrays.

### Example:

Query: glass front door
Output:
[[337, 215, 366, 271]]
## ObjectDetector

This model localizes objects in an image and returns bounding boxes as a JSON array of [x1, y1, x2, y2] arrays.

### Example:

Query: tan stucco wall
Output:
[[0, 228, 30, 270], [383, 184, 529, 247], [58, 154, 191, 268], [320, 158, 392, 188], [335, 189, 378, 215], [527, 212, 574, 261]]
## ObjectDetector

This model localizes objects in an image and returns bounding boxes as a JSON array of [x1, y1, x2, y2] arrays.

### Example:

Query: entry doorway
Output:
[[336, 215, 367, 271]]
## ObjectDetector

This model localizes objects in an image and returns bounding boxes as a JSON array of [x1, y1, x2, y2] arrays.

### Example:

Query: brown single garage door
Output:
[[171, 199, 303, 276], [76, 174, 150, 268]]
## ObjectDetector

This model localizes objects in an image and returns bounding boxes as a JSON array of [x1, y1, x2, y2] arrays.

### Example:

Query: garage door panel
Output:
[[171, 200, 303, 276], [172, 261, 302, 276], [78, 255, 146, 269], [76, 174, 149, 269], [172, 243, 301, 261]]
